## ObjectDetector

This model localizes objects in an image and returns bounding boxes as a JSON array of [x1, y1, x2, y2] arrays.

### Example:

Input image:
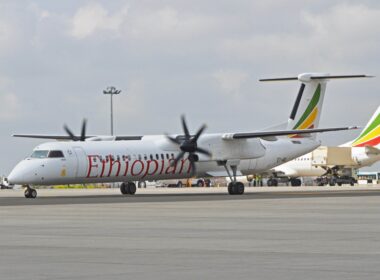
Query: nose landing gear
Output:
[[24, 185, 37, 199]]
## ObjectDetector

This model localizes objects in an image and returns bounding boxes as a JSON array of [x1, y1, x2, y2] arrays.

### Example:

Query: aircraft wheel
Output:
[[30, 189, 37, 198], [120, 183, 128, 195], [127, 182, 136, 195], [291, 178, 302, 186], [236, 182, 244, 195], [228, 182, 244, 195], [24, 187, 37, 199], [228, 182, 234, 195], [24, 188, 30, 198]]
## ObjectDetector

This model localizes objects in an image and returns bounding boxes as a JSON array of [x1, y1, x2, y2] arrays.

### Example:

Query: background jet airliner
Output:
[[8, 73, 368, 198], [270, 105, 380, 186]]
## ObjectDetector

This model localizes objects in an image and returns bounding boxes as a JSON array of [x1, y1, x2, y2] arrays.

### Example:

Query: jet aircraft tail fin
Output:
[[346, 106, 380, 147]]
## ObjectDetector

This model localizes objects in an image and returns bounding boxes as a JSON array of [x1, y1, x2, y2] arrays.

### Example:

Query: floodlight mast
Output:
[[103, 86, 121, 136]]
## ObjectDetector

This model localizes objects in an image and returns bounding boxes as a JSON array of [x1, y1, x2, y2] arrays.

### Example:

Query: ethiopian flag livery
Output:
[[287, 78, 327, 139], [351, 106, 380, 147]]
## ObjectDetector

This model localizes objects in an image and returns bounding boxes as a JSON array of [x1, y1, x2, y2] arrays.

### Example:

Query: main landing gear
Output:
[[24, 185, 37, 199], [120, 182, 137, 195], [219, 161, 245, 195]]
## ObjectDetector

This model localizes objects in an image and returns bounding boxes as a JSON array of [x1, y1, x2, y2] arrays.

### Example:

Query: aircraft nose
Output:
[[8, 164, 24, 185]]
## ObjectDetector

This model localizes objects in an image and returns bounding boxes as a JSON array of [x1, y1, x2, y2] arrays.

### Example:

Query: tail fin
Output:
[[260, 73, 372, 139], [350, 106, 380, 147]]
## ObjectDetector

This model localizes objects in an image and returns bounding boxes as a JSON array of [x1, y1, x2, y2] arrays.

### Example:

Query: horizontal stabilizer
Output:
[[260, 74, 372, 82]]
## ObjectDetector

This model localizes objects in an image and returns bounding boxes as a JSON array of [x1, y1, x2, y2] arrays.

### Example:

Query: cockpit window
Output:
[[48, 150, 64, 158], [31, 150, 49, 158]]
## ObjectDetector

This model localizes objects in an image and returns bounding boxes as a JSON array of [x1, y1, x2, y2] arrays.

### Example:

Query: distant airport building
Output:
[[356, 171, 380, 185]]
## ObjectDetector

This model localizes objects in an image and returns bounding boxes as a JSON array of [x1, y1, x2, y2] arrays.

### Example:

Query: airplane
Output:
[[269, 105, 380, 186], [7, 73, 369, 198]]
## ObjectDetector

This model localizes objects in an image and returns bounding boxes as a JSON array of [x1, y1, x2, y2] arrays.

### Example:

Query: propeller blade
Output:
[[171, 151, 186, 166], [63, 125, 78, 141], [80, 119, 87, 141], [181, 115, 190, 139], [193, 124, 207, 142], [166, 134, 181, 145], [195, 147, 212, 157]]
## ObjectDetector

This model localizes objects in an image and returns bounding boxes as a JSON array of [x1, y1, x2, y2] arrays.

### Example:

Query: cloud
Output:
[[0, 19, 18, 55], [219, 3, 380, 70], [69, 3, 127, 39], [0, 92, 22, 121], [127, 6, 219, 40], [212, 69, 249, 96]]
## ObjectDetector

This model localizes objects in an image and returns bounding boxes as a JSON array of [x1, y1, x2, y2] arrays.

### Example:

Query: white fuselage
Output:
[[274, 146, 380, 178], [8, 134, 320, 186]]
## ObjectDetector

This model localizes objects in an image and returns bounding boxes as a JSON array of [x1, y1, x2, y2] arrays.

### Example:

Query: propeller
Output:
[[166, 115, 212, 175], [63, 119, 87, 141]]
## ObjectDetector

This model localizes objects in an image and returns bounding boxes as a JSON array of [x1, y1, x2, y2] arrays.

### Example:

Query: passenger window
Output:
[[166, 154, 169, 159], [144, 154, 147, 160], [138, 154, 142, 160], [161, 154, 164, 160], [48, 150, 64, 158], [156, 154, 159, 160], [150, 154, 153, 160]]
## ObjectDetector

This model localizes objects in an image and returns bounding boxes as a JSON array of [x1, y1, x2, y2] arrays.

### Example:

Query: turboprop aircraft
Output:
[[269, 105, 380, 186], [7, 73, 368, 198]]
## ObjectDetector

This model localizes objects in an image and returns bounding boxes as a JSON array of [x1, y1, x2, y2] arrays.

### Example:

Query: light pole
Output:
[[103, 86, 121, 136]]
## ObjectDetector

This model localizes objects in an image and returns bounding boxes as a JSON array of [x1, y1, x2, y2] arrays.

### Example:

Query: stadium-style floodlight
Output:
[[103, 86, 121, 136]]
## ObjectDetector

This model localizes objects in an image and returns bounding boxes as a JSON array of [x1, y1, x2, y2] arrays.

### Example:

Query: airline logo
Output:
[[290, 84, 321, 138], [352, 111, 380, 147], [86, 155, 193, 179]]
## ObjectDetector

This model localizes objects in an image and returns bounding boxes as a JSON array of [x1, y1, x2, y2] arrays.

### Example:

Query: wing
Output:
[[13, 134, 143, 141], [222, 126, 359, 140], [12, 134, 84, 140]]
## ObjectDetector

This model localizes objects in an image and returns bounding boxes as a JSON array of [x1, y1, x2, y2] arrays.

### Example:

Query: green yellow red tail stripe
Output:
[[290, 84, 321, 138], [352, 107, 380, 147]]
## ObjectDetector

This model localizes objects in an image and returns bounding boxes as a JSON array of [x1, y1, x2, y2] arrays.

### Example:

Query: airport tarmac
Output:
[[1, 186, 380, 280]]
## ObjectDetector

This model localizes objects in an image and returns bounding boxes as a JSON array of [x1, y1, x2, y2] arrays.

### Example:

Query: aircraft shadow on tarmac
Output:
[[1, 189, 380, 206]]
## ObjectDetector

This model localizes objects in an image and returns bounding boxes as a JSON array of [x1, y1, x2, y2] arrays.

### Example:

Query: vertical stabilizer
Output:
[[260, 73, 372, 139], [286, 73, 328, 138], [349, 106, 380, 147]]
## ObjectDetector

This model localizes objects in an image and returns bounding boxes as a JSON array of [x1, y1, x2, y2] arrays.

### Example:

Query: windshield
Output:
[[30, 150, 49, 158]]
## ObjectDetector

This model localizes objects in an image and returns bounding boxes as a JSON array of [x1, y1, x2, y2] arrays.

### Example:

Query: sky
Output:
[[0, 0, 379, 175]]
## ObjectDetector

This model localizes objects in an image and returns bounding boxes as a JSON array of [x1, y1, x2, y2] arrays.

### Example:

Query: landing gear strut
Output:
[[24, 185, 37, 199], [120, 182, 137, 195], [220, 161, 244, 195]]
